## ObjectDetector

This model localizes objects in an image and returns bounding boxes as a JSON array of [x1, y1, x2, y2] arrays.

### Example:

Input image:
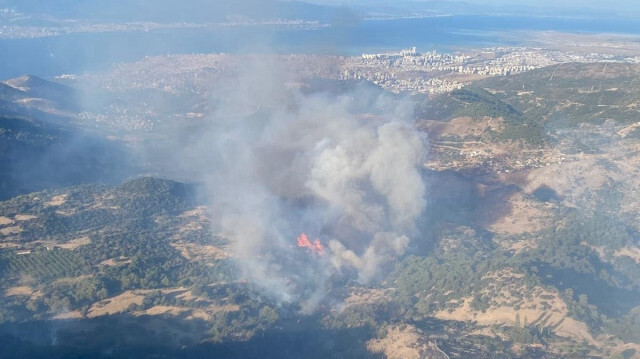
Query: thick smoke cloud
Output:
[[26, 0, 423, 309], [170, 57, 427, 308]]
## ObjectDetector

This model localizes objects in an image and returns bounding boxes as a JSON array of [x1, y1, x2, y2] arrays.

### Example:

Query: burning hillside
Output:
[[164, 58, 428, 309], [297, 233, 325, 256]]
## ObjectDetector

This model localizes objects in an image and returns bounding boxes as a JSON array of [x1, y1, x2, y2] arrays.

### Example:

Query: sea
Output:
[[1, 15, 639, 79]]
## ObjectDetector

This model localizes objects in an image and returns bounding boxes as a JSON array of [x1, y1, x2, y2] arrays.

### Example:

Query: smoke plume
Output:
[[174, 57, 427, 308]]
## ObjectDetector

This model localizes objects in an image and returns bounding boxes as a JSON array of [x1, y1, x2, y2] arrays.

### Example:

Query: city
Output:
[[342, 47, 640, 94]]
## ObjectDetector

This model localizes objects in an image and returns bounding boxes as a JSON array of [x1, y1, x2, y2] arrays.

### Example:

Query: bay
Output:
[[1, 15, 639, 79]]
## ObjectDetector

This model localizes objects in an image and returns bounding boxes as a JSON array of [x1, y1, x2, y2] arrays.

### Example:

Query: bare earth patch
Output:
[[421, 116, 562, 173], [89, 194, 120, 211], [434, 274, 598, 346], [617, 121, 640, 138], [367, 325, 448, 359], [136, 302, 240, 321], [445, 116, 490, 137], [171, 242, 228, 262], [31, 239, 57, 249], [54, 275, 93, 285], [423, 116, 502, 139], [53, 311, 83, 320], [584, 243, 607, 259], [489, 192, 552, 236], [525, 154, 621, 209], [614, 246, 640, 264], [495, 239, 538, 253], [0, 216, 14, 225], [583, 243, 640, 265], [345, 288, 390, 306], [56, 236, 91, 250], [179, 207, 209, 220], [5, 286, 34, 297], [614, 343, 640, 359], [470, 326, 503, 338], [169, 208, 210, 240], [100, 256, 132, 267], [45, 194, 68, 207], [144, 305, 190, 316], [0, 242, 20, 249], [0, 226, 23, 236], [87, 291, 146, 317], [175, 289, 211, 303], [187, 309, 214, 321], [14, 214, 37, 221], [55, 209, 76, 216]]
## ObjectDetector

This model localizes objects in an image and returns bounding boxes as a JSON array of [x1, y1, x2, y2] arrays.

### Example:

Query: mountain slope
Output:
[[0, 114, 133, 200], [3, 75, 78, 111]]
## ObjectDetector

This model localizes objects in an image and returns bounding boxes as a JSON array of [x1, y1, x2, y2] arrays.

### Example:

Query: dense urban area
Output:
[[345, 47, 640, 94], [68, 46, 640, 96]]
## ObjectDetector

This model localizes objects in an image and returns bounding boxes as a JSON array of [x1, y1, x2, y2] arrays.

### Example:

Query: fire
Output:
[[297, 233, 324, 256], [297, 233, 312, 248], [314, 240, 324, 255]]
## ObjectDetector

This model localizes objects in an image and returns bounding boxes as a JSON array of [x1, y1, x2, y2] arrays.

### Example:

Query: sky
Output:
[[456, 0, 640, 11], [307, 0, 640, 12]]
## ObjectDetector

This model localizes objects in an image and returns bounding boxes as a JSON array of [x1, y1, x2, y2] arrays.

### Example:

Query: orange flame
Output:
[[314, 240, 324, 255], [297, 233, 324, 256], [297, 233, 312, 248]]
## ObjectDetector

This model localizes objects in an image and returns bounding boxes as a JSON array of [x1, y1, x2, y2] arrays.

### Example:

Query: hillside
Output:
[[0, 75, 134, 200], [0, 178, 387, 358], [0, 174, 638, 358], [0, 115, 133, 200], [480, 63, 640, 128], [1, 75, 79, 115], [411, 62, 640, 358], [0, 62, 639, 358]]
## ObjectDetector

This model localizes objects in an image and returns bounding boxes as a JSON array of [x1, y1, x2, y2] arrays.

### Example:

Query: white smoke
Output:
[[180, 58, 427, 308]]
